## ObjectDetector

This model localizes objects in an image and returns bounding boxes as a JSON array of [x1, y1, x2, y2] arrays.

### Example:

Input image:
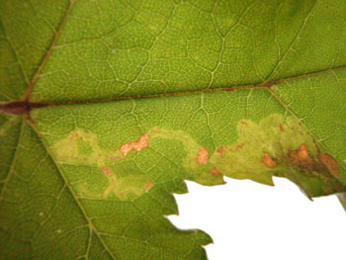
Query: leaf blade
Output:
[[1, 0, 346, 259]]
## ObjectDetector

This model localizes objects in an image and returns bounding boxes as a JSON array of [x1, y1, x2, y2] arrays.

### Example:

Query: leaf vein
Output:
[[25, 0, 76, 101], [28, 121, 118, 260]]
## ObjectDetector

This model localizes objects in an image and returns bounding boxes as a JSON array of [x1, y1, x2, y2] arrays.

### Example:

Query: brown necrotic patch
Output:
[[106, 156, 121, 162], [196, 147, 210, 165], [287, 144, 314, 170], [318, 153, 340, 178], [209, 167, 221, 177], [279, 123, 284, 132], [120, 134, 150, 157], [145, 181, 154, 192], [261, 152, 277, 168], [102, 167, 113, 176], [286, 144, 340, 179], [216, 146, 227, 158]]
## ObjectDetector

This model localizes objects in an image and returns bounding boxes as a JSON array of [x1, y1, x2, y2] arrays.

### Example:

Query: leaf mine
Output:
[[210, 113, 345, 197], [50, 112, 345, 199]]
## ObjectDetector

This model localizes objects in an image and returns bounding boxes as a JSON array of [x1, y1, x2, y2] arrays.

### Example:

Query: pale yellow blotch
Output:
[[75, 168, 152, 200], [148, 128, 225, 185], [52, 130, 110, 166], [52, 130, 153, 200], [52, 129, 125, 166], [149, 128, 201, 160], [103, 171, 152, 200], [147, 128, 206, 169]]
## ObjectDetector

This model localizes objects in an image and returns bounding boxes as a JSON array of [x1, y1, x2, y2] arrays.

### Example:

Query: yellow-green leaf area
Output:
[[210, 114, 345, 197]]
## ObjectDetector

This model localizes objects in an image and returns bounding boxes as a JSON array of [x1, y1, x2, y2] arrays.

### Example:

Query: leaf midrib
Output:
[[24, 0, 75, 102], [1, 65, 344, 109]]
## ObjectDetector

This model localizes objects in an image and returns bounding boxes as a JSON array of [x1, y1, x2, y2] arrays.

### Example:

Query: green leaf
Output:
[[1, 0, 346, 259]]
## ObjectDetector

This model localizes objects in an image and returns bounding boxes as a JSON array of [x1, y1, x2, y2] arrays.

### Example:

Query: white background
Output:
[[168, 177, 346, 260]]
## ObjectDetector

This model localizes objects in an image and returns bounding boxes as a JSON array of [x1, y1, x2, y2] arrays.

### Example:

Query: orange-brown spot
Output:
[[102, 167, 113, 176], [240, 121, 248, 126], [235, 142, 246, 150], [209, 167, 221, 177], [298, 144, 310, 159], [261, 152, 277, 168], [69, 132, 80, 142], [279, 123, 284, 132], [287, 144, 314, 171], [196, 147, 209, 165], [107, 156, 121, 161], [145, 181, 154, 192], [120, 134, 150, 157], [286, 144, 341, 179], [216, 146, 226, 158], [319, 153, 340, 178]]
